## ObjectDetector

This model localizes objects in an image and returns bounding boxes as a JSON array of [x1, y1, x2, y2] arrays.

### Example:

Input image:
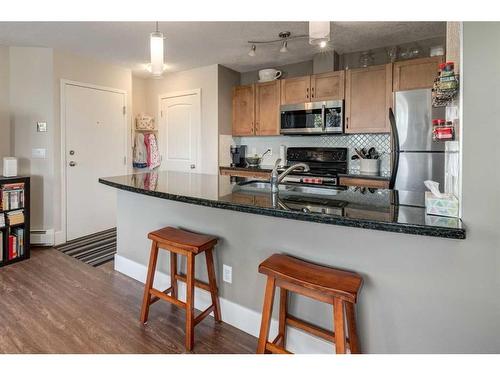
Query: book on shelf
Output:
[[0, 231, 3, 262], [6, 210, 24, 226], [7, 227, 24, 260], [0, 213, 5, 228], [1, 182, 25, 211]]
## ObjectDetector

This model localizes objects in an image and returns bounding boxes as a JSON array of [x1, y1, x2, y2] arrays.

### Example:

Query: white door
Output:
[[64, 83, 127, 241], [159, 90, 201, 172]]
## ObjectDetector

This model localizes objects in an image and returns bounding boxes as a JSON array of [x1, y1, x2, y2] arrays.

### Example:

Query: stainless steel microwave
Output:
[[280, 100, 344, 135]]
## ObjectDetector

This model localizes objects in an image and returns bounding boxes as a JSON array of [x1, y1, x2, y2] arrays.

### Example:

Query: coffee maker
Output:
[[230, 145, 247, 167]]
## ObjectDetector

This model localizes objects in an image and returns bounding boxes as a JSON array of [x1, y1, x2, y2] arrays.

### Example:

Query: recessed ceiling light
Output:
[[309, 21, 330, 47]]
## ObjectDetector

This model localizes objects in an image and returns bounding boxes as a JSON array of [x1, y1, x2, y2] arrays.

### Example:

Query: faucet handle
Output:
[[274, 158, 282, 168]]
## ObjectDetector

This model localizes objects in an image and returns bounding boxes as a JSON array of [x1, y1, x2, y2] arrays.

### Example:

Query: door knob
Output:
[[69, 150, 75, 155], [69, 161, 77, 167], [190, 164, 196, 169]]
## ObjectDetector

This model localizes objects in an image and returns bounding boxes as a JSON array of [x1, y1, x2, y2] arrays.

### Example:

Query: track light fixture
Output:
[[248, 44, 256, 57], [280, 41, 288, 53], [246, 25, 331, 57]]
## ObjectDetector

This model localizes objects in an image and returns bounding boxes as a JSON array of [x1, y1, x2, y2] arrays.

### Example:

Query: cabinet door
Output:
[[232, 85, 255, 136], [255, 80, 280, 136], [310, 71, 345, 101], [393, 56, 443, 91], [345, 64, 392, 133], [280, 76, 311, 105]]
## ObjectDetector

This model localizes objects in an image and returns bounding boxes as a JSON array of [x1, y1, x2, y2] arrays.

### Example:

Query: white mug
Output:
[[258, 69, 282, 82]]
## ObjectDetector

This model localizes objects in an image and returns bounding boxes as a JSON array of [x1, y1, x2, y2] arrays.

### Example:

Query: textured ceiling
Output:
[[0, 21, 446, 76]]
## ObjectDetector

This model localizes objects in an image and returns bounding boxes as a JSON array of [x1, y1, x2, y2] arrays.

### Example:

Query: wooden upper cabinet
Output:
[[310, 71, 345, 101], [255, 80, 280, 136], [393, 56, 443, 91], [280, 76, 311, 105], [232, 84, 255, 136], [345, 64, 393, 134]]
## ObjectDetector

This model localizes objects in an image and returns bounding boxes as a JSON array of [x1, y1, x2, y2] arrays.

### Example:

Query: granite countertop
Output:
[[99, 171, 465, 240]]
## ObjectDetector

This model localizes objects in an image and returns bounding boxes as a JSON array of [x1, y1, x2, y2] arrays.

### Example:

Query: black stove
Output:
[[280, 147, 348, 187]]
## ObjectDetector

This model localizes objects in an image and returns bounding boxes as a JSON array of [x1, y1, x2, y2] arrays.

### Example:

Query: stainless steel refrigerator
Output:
[[389, 89, 445, 207]]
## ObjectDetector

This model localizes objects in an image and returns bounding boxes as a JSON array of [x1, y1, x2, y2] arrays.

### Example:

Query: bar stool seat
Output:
[[257, 254, 363, 354], [140, 226, 221, 351]]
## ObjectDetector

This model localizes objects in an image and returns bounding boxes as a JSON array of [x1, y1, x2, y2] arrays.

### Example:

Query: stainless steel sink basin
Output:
[[237, 181, 342, 196]]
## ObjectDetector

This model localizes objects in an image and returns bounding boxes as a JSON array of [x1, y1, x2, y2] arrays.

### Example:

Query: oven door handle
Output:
[[321, 104, 326, 131]]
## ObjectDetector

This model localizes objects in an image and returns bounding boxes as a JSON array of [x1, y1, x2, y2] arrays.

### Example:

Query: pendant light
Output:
[[148, 22, 166, 77], [309, 21, 330, 48]]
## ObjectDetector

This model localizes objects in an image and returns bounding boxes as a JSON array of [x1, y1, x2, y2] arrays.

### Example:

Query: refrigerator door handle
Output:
[[389, 107, 400, 189]]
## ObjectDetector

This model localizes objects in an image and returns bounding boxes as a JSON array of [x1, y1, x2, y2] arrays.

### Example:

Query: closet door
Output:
[[159, 90, 201, 172]]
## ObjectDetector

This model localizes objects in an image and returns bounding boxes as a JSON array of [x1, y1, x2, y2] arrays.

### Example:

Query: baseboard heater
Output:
[[31, 229, 55, 246]]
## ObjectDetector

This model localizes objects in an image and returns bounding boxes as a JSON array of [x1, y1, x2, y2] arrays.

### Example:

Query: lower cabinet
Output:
[[338, 177, 389, 189], [219, 167, 271, 180]]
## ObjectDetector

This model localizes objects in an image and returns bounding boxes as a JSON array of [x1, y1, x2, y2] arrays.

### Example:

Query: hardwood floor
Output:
[[0, 248, 257, 354]]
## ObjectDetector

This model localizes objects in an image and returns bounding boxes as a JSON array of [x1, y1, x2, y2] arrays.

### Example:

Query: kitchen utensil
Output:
[[245, 149, 271, 167], [360, 148, 369, 158], [360, 159, 380, 174], [354, 148, 365, 159]]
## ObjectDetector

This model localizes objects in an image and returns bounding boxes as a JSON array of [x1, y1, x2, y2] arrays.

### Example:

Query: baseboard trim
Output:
[[114, 254, 335, 353]]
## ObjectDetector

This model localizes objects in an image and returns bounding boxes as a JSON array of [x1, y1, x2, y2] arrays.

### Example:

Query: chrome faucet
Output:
[[270, 158, 310, 193]]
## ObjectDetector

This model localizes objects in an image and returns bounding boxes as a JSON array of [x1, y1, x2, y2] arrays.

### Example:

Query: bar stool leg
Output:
[[205, 248, 222, 322], [278, 288, 288, 348], [333, 297, 347, 354], [345, 302, 360, 354], [140, 241, 159, 324], [257, 276, 276, 354], [170, 252, 178, 299], [185, 252, 196, 351]]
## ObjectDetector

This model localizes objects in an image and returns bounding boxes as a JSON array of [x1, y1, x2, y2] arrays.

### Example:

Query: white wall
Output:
[[9, 47, 55, 230], [0, 46, 10, 161], [0, 47, 133, 239], [217, 65, 240, 169], [144, 64, 219, 174]]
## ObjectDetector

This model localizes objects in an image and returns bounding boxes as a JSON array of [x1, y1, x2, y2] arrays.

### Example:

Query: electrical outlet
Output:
[[223, 264, 232, 284]]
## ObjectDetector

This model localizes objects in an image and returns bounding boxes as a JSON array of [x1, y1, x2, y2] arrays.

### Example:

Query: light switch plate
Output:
[[222, 264, 232, 284], [37, 122, 47, 132], [32, 148, 46, 159]]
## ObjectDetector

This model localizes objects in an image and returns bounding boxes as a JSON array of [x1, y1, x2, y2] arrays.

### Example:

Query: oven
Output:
[[280, 100, 344, 135]]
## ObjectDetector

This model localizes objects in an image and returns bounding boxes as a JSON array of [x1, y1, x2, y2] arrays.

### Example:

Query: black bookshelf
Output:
[[0, 176, 30, 267]]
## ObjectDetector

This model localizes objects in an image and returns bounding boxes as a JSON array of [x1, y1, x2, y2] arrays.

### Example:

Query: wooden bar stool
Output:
[[257, 254, 363, 354], [140, 226, 221, 351]]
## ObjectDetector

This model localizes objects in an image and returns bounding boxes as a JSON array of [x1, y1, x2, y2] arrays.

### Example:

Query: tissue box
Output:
[[425, 191, 459, 218]]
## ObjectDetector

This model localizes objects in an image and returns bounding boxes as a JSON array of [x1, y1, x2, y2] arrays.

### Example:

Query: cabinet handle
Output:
[[311, 87, 315, 98], [346, 117, 349, 129], [306, 87, 309, 99]]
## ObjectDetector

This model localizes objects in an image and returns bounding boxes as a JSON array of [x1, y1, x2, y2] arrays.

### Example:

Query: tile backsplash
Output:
[[233, 134, 392, 174]]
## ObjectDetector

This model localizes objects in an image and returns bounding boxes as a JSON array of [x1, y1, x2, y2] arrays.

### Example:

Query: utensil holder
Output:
[[360, 159, 380, 174]]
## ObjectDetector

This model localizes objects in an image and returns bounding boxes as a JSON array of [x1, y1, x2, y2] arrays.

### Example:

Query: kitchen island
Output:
[[100, 171, 464, 239], [99, 170, 466, 353]]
